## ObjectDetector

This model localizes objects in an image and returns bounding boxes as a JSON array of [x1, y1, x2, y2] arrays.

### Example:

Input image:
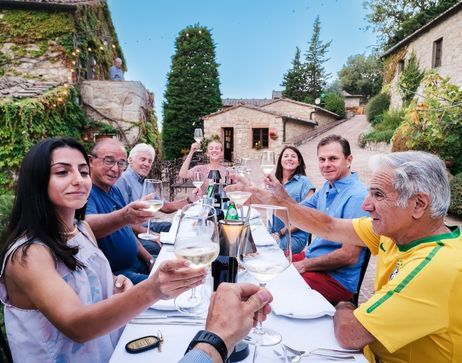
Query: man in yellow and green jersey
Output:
[[230, 150, 461, 362]]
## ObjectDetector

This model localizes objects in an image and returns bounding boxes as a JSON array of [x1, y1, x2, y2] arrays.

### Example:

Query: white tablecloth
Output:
[[110, 248, 367, 362]]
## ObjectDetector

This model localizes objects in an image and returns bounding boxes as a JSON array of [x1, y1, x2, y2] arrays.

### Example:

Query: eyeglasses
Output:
[[93, 156, 127, 169]]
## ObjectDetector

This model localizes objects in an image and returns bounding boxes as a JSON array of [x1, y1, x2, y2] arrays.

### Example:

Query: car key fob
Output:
[[125, 335, 161, 354]]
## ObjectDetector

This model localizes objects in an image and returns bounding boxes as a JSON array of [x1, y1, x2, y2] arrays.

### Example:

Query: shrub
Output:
[[323, 92, 346, 118], [362, 129, 395, 144], [391, 124, 412, 152], [0, 193, 13, 243], [366, 93, 390, 123], [375, 109, 404, 131], [449, 173, 462, 218]]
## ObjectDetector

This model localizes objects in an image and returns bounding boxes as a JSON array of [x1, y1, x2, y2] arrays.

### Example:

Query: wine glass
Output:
[[226, 190, 252, 221], [194, 128, 204, 143], [238, 204, 291, 346], [260, 150, 276, 175], [192, 171, 205, 190], [138, 179, 164, 240], [174, 203, 219, 315]]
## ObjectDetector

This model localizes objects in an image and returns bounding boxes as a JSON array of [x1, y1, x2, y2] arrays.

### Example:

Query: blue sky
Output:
[[107, 0, 377, 125]]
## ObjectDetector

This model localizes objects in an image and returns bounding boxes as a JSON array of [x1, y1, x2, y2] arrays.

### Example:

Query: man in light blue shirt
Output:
[[109, 57, 124, 81], [294, 135, 368, 304], [116, 143, 197, 255]]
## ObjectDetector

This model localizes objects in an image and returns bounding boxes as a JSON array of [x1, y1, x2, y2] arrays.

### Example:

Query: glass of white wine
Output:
[[138, 179, 164, 241], [194, 128, 204, 143], [192, 171, 205, 190], [174, 203, 219, 315], [238, 204, 291, 346], [260, 150, 276, 175]]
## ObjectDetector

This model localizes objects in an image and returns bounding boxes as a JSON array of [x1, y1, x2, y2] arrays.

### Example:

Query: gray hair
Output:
[[369, 151, 450, 219], [129, 143, 155, 160]]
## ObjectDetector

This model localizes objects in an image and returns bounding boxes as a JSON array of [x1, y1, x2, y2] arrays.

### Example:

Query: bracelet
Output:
[[185, 330, 228, 362], [147, 258, 154, 266], [186, 196, 193, 203]]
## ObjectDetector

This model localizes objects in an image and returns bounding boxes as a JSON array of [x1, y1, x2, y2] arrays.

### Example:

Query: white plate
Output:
[[274, 311, 334, 319], [150, 299, 176, 311]]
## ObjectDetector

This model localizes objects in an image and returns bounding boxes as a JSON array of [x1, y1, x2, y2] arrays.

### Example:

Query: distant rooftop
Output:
[[0, 77, 60, 98], [222, 90, 283, 107]]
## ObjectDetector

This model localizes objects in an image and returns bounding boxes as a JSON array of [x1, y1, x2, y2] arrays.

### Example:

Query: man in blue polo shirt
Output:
[[115, 143, 197, 255], [293, 135, 368, 304], [86, 138, 156, 284]]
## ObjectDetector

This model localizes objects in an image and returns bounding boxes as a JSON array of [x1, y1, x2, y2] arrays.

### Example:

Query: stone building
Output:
[[382, 2, 462, 109], [203, 97, 339, 162]]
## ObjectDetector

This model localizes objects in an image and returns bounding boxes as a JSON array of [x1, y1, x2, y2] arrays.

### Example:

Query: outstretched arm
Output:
[[178, 142, 201, 179]]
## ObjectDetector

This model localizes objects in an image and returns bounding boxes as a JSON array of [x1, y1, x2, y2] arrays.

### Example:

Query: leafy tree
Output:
[[323, 92, 346, 118], [304, 16, 332, 102], [162, 24, 222, 160], [364, 0, 459, 49], [399, 52, 424, 105], [281, 47, 306, 102], [338, 54, 383, 100]]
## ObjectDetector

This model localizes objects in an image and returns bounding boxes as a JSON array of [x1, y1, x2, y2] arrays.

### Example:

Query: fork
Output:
[[282, 344, 357, 361]]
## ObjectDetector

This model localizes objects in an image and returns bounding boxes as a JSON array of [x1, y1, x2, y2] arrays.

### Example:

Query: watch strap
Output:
[[185, 330, 228, 362]]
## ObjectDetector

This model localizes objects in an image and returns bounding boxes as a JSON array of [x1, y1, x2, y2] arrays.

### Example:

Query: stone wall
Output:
[[0, 41, 71, 82], [80, 80, 151, 145], [262, 100, 315, 121], [285, 120, 315, 141], [204, 107, 285, 160], [389, 9, 462, 108]]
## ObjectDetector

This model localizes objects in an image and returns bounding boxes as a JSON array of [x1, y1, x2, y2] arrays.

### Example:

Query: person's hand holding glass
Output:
[[174, 203, 219, 315], [138, 179, 164, 241], [238, 204, 291, 346]]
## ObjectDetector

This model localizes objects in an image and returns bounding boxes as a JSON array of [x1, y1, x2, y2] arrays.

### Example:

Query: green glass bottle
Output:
[[225, 202, 239, 220]]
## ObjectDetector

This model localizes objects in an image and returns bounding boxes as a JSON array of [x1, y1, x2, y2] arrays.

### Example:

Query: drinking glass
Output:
[[192, 171, 205, 190], [238, 204, 291, 346], [193, 128, 203, 143], [260, 150, 276, 175], [226, 190, 252, 221], [138, 179, 164, 240], [174, 203, 219, 315]]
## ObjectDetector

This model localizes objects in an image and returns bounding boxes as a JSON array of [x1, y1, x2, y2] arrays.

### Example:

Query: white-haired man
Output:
[[109, 57, 124, 81], [116, 143, 197, 255], [228, 151, 462, 362]]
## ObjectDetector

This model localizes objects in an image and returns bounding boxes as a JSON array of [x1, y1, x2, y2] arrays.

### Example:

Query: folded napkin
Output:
[[271, 286, 335, 319], [160, 231, 174, 245]]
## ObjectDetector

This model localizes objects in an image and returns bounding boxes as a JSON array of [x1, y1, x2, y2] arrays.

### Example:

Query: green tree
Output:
[[162, 24, 222, 160], [399, 52, 424, 105], [364, 0, 459, 49], [281, 47, 306, 102], [323, 92, 346, 118], [338, 54, 383, 100], [304, 16, 332, 103]]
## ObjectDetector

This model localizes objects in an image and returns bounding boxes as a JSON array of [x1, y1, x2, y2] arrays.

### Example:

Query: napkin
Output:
[[271, 286, 335, 319]]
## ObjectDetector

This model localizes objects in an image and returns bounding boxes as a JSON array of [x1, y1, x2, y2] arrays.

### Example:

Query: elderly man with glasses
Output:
[[86, 138, 156, 284]]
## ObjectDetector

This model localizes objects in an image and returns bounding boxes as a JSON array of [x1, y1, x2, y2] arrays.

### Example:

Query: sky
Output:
[[107, 0, 378, 125]]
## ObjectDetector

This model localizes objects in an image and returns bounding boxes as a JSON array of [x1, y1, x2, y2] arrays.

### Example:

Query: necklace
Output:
[[61, 225, 78, 236]]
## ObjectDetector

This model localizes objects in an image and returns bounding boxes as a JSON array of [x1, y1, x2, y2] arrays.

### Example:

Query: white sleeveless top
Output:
[[0, 222, 123, 362]]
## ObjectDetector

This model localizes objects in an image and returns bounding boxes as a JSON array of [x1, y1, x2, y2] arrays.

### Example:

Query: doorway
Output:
[[223, 127, 234, 162]]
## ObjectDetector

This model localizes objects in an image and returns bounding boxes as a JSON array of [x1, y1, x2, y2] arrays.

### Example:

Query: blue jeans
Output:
[[140, 239, 162, 256], [114, 257, 150, 285], [150, 221, 172, 233]]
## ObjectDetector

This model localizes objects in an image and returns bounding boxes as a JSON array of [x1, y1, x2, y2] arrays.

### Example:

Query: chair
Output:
[[351, 248, 371, 306]]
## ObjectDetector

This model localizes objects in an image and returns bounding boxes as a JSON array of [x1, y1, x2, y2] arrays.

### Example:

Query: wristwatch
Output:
[[147, 258, 154, 266], [184, 330, 228, 362]]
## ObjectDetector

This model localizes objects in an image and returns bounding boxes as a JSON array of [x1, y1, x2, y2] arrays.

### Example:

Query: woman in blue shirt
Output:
[[274, 146, 315, 253]]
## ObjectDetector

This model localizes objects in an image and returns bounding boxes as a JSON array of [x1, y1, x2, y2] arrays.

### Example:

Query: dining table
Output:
[[110, 243, 367, 363]]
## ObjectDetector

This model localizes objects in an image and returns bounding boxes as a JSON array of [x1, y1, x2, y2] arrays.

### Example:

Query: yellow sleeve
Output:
[[352, 217, 380, 255]]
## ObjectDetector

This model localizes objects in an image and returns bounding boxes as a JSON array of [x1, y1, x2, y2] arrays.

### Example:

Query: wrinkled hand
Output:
[[149, 260, 207, 300], [206, 283, 273, 353], [113, 274, 133, 294], [189, 187, 200, 202], [123, 200, 156, 224]]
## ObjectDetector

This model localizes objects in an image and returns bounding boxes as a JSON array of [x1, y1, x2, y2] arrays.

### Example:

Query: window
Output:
[[432, 38, 443, 68], [397, 60, 405, 74], [252, 128, 269, 149]]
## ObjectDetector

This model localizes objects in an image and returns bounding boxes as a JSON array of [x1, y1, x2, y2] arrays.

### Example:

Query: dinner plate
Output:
[[150, 299, 177, 311]]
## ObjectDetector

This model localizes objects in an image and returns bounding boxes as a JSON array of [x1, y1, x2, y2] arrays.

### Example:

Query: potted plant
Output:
[[269, 129, 278, 140]]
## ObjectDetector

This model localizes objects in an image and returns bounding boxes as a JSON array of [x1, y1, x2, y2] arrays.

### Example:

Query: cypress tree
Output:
[[304, 16, 331, 103], [162, 24, 222, 160], [281, 47, 306, 102]]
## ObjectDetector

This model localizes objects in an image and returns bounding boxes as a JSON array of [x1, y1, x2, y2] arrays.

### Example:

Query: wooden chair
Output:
[[351, 248, 372, 306]]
